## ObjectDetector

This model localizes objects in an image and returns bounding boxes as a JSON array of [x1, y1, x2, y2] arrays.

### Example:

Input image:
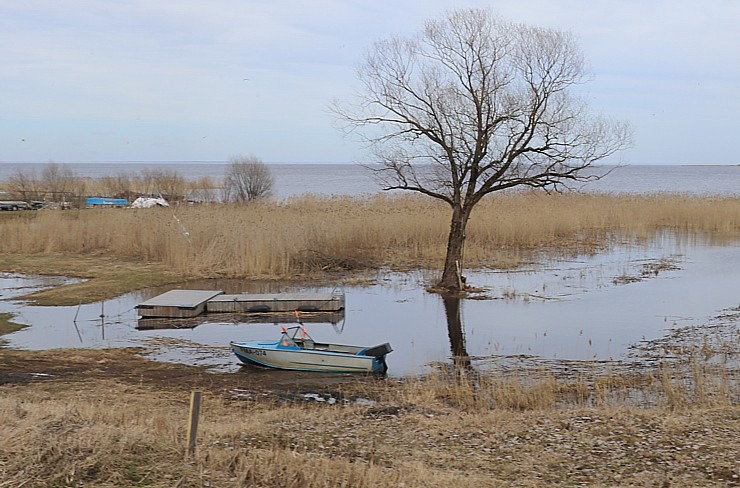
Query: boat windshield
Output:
[[280, 326, 315, 348]]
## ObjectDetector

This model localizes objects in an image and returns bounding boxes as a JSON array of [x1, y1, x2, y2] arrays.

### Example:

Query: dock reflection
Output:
[[137, 310, 346, 331]]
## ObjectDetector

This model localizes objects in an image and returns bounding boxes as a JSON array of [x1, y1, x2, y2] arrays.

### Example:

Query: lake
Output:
[[0, 162, 738, 198]]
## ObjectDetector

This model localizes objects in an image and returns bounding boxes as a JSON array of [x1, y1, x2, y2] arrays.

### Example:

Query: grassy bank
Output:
[[2, 193, 738, 282], [0, 254, 180, 306], [0, 347, 737, 487], [0, 312, 26, 335]]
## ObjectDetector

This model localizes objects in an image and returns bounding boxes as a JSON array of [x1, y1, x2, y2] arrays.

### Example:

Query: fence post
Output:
[[186, 391, 202, 458]]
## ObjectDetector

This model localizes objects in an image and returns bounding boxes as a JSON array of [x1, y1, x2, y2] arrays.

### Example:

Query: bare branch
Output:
[[332, 8, 631, 291], [223, 155, 274, 203]]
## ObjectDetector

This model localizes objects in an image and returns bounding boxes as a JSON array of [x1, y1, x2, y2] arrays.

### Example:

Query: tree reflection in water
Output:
[[442, 296, 475, 375]]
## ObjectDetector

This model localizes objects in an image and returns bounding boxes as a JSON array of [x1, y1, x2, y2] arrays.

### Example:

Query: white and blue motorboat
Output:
[[230, 326, 392, 374]]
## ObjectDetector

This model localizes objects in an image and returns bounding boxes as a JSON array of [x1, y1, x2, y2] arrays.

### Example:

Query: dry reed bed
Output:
[[1, 361, 737, 488], [1, 193, 738, 279]]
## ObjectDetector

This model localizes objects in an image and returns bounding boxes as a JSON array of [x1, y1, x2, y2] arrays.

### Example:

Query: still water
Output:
[[0, 162, 738, 198], [2, 236, 738, 377]]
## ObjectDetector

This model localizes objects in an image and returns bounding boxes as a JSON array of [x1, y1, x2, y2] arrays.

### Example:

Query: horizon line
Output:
[[0, 160, 737, 166]]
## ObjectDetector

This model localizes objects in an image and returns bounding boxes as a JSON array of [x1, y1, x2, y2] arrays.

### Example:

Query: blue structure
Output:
[[85, 197, 127, 207]]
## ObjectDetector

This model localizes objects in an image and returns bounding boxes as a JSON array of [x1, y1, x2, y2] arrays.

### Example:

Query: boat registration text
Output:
[[241, 348, 266, 356]]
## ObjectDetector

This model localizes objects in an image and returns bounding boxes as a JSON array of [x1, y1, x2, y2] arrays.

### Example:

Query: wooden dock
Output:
[[137, 290, 224, 318], [137, 289, 345, 319], [206, 291, 345, 314]]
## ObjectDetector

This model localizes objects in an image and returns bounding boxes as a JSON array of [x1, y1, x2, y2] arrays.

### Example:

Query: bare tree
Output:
[[334, 9, 631, 292], [153, 168, 186, 202], [6, 167, 39, 201], [136, 169, 157, 196], [223, 155, 274, 202], [136, 168, 186, 201], [186, 176, 220, 204], [41, 162, 76, 202], [100, 172, 134, 200]]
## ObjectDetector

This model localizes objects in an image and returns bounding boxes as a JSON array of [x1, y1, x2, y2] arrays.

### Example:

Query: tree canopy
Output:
[[334, 8, 630, 292]]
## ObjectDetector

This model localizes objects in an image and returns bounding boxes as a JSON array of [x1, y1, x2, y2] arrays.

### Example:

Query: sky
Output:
[[1, 0, 738, 165]]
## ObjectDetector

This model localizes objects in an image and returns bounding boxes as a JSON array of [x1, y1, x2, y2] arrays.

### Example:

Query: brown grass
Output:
[[1, 193, 738, 283], [0, 351, 737, 488], [0, 312, 26, 335], [0, 254, 180, 306]]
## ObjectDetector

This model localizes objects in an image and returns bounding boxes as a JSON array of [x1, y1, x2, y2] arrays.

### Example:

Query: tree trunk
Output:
[[438, 205, 470, 292]]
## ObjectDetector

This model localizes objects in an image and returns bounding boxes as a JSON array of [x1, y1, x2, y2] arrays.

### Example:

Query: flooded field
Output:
[[1, 235, 738, 378]]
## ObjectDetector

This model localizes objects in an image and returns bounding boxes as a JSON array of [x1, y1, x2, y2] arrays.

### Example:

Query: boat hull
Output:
[[230, 341, 388, 374]]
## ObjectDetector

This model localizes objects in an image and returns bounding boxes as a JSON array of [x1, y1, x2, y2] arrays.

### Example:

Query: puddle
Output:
[[0, 273, 84, 301], [1, 236, 738, 377]]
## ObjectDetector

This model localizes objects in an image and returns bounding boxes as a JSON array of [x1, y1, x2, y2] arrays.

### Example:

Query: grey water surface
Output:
[[1, 162, 738, 198]]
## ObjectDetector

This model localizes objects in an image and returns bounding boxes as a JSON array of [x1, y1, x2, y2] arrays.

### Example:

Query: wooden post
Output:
[[186, 391, 202, 457]]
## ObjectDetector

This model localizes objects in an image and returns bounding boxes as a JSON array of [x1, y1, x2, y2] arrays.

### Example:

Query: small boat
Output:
[[230, 326, 392, 374]]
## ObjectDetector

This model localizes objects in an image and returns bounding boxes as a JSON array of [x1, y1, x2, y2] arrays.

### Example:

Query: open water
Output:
[[0, 162, 738, 198]]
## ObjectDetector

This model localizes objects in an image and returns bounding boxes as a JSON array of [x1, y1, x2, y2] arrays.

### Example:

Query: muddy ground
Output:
[[0, 347, 376, 399]]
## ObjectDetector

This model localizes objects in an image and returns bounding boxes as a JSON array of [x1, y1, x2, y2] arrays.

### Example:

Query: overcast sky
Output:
[[1, 0, 738, 164]]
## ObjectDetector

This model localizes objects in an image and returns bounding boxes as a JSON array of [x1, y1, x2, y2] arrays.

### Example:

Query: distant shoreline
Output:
[[1, 162, 738, 198], [0, 161, 736, 165]]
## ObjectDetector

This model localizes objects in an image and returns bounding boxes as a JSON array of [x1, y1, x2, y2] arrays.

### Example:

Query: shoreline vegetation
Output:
[[1, 192, 738, 304], [1, 192, 738, 487], [0, 312, 26, 335]]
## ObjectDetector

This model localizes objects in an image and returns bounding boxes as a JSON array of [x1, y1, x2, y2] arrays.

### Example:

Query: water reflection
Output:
[[0, 273, 84, 300], [137, 311, 345, 331], [443, 296, 472, 372]]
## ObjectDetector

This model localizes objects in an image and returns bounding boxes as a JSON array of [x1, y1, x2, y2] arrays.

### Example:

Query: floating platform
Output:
[[206, 291, 345, 314], [137, 289, 345, 319], [137, 290, 224, 318]]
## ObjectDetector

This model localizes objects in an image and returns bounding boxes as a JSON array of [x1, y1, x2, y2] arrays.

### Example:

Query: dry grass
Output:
[[0, 312, 26, 335], [386, 354, 737, 413], [1, 193, 738, 283], [0, 254, 180, 306], [0, 354, 737, 488], [0, 328, 736, 488]]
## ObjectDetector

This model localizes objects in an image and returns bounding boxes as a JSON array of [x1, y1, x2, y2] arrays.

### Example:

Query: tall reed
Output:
[[1, 193, 738, 279]]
